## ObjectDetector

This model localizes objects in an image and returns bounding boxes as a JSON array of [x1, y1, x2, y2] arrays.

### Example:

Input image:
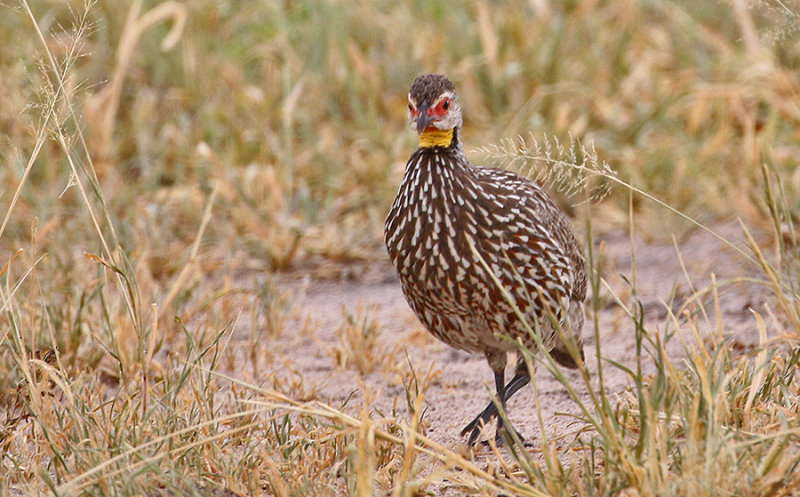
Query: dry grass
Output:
[[1, 0, 800, 495], [328, 305, 397, 376]]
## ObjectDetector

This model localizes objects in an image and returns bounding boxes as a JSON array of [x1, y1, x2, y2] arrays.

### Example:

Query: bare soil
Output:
[[235, 220, 774, 492]]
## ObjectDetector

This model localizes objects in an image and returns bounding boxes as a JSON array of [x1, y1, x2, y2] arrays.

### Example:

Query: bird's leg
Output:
[[461, 358, 531, 446], [461, 368, 504, 445], [460, 352, 504, 445], [494, 365, 530, 444], [491, 368, 519, 444]]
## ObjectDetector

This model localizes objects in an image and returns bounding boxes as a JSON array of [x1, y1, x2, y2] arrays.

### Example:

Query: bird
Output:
[[384, 74, 586, 446]]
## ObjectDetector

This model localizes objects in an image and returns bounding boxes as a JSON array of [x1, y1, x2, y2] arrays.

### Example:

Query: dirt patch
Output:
[[233, 220, 774, 489]]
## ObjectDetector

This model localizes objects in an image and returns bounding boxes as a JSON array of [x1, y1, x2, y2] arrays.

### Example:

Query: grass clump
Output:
[[2, 0, 800, 496], [328, 305, 396, 376]]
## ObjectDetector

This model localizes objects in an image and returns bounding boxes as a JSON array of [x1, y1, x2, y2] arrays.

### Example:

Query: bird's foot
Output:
[[460, 402, 497, 446], [461, 403, 525, 447], [493, 424, 526, 447]]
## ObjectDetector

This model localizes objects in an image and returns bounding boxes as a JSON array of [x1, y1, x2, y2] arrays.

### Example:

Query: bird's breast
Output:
[[387, 155, 480, 286]]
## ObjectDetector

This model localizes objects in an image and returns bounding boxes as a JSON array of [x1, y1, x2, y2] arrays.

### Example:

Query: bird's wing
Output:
[[470, 167, 585, 315]]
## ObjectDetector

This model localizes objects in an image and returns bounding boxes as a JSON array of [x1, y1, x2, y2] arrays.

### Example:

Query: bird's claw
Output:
[[461, 403, 524, 446]]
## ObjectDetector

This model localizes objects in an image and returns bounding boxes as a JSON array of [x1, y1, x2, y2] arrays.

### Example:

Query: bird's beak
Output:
[[415, 102, 435, 134]]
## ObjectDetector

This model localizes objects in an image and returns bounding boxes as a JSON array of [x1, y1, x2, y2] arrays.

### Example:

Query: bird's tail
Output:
[[550, 300, 585, 369], [550, 340, 584, 369]]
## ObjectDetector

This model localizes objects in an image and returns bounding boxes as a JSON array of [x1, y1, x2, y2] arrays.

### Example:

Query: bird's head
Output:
[[407, 74, 462, 147]]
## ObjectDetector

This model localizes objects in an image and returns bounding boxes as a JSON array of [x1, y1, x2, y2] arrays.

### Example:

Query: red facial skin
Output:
[[409, 98, 451, 133]]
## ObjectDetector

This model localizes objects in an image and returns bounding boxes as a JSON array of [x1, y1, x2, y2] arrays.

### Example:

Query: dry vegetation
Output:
[[1, 0, 800, 495]]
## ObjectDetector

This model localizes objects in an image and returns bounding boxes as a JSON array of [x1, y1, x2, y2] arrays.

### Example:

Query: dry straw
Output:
[[473, 132, 617, 203]]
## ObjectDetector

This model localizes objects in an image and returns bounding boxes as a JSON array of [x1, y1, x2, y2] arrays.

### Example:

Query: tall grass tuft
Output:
[[2, 0, 800, 495]]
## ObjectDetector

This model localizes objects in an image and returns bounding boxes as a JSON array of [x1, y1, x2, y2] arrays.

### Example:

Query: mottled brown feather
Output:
[[385, 74, 586, 442]]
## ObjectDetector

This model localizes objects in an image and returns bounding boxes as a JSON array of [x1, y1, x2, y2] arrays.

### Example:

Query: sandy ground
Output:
[[238, 220, 774, 493]]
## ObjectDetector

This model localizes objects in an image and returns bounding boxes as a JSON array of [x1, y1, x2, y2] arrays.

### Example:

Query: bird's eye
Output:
[[442, 99, 450, 110]]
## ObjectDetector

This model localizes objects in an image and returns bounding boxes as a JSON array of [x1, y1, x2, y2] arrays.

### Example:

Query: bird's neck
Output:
[[411, 127, 466, 166], [407, 127, 469, 180], [418, 127, 457, 149]]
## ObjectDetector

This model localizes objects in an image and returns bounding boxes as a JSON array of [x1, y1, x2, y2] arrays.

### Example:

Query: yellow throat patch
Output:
[[418, 128, 454, 148]]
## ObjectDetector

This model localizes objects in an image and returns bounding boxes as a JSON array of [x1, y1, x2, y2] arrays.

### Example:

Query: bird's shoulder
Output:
[[468, 164, 560, 223], [468, 162, 587, 297]]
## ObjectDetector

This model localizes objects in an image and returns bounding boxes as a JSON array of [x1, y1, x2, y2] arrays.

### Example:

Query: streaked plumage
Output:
[[384, 74, 586, 445]]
